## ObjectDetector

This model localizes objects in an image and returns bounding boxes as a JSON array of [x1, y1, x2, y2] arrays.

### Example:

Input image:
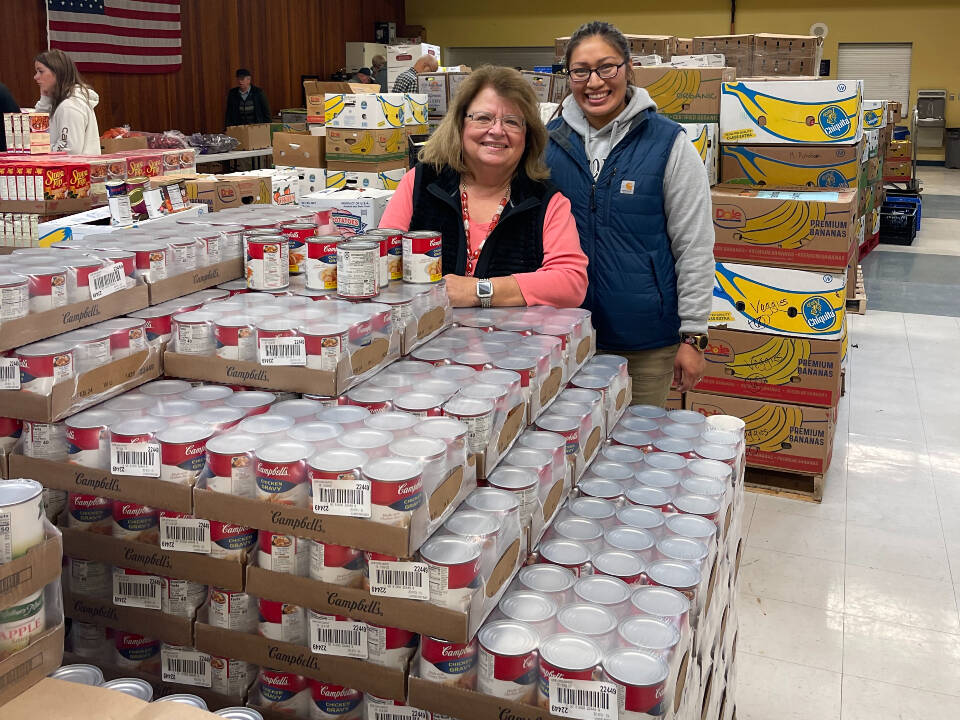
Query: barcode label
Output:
[[111, 441, 161, 477], [373, 708, 429, 720], [0, 357, 20, 390], [161, 645, 212, 687], [312, 478, 371, 518], [89, 262, 125, 300], [368, 561, 430, 601], [113, 573, 162, 610], [0, 511, 11, 565], [259, 336, 306, 366], [549, 679, 618, 720], [160, 517, 211, 554], [309, 615, 368, 659]]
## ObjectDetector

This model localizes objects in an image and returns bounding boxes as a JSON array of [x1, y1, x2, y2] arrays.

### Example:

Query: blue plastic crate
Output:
[[892, 126, 911, 140], [885, 194, 922, 230]]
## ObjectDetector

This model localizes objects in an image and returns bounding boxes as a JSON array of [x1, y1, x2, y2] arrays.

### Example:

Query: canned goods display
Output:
[[305, 235, 341, 291], [536, 633, 604, 709], [336, 240, 379, 299], [477, 620, 540, 703], [102, 677, 154, 700], [419, 635, 477, 686], [402, 231, 442, 284], [209, 587, 258, 633], [0, 479, 44, 564], [246, 235, 290, 290], [49, 663, 105, 686], [258, 668, 310, 716], [258, 598, 307, 643]]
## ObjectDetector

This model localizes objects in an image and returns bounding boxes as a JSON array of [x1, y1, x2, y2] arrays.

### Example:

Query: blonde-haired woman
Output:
[[378, 65, 588, 308]]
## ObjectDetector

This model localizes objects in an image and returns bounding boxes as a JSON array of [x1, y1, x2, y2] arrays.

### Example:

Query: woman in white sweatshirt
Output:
[[34, 49, 101, 155]]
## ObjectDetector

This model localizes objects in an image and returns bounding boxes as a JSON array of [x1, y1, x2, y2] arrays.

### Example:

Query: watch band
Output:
[[477, 279, 493, 308], [681, 333, 709, 351]]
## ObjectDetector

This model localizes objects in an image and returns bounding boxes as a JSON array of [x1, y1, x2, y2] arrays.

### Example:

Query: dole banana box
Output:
[[863, 100, 888, 129], [682, 123, 719, 185], [325, 93, 407, 129], [710, 261, 846, 339], [687, 391, 835, 475], [325, 166, 406, 191], [299, 188, 392, 236], [404, 93, 429, 126], [711, 188, 858, 272], [720, 80, 864, 145], [325, 127, 408, 163], [720, 142, 862, 190], [696, 327, 843, 407], [632, 66, 736, 123]]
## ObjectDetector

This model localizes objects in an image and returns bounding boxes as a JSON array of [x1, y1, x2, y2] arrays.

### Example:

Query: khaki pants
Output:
[[610, 344, 680, 408]]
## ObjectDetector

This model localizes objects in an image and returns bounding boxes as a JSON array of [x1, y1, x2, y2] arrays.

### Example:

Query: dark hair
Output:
[[34, 49, 92, 114], [236, 68, 251, 79], [563, 21, 633, 83]]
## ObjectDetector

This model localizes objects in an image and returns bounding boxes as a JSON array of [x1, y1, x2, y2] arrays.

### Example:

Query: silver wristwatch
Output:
[[476, 279, 493, 308]]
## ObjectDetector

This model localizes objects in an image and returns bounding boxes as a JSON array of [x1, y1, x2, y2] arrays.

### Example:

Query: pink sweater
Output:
[[378, 168, 589, 308]]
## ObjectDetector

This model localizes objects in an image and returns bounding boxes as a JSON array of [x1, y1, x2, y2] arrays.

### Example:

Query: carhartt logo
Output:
[[620, 180, 636, 195]]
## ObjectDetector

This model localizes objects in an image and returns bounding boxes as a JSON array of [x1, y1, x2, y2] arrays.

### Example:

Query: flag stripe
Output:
[[112, 0, 181, 11], [74, 62, 183, 74], [49, 20, 181, 38], [48, 12, 181, 31], [105, 6, 181, 23], [53, 41, 183, 56], [50, 29, 180, 45], [61, 51, 182, 65]]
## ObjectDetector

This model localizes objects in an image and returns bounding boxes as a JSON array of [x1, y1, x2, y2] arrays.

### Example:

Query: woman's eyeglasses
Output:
[[568, 62, 625, 83], [465, 111, 525, 132]]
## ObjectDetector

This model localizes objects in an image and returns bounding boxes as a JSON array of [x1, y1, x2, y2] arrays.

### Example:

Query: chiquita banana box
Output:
[[711, 261, 846, 339], [325, 93, 406, 129], [720, 79, 864, 144], [711, 188, 858, 271], [325, 167, 405, 191], [404, 93, 429, 126], [862, 99, 888, 129], [697, 327, 843, 407], [681, 123, 719, 185], [720, 142, 862, 190], [687, 391, 835, 474]]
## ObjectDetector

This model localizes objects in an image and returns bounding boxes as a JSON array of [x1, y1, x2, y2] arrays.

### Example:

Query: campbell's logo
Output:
[[263, 672, 295, 687], [441, 644, 475, 658], [182, 444, 205, 457], [117, 633, 155, 649], [713, 204, 745, 229], [523, 654, 536, 671], [257, 462, 290, 477], [397, 482, 421, 497], [118, 503, 153, 517], [215, 523, 251, 535], [540, 666, 567, 681], [316, 686, 357, 699], [70, 495, 108, 509]]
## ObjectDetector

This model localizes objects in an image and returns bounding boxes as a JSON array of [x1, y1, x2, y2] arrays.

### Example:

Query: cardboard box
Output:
[[554, 37, 569, 59], [883, 158, 911, 181], [887, 139, 911, 159], [675, 38, 693, 55], [324, 164, 406, 191], [299, 187, 393, 235], [694, 34, 755, 77], [862, 99, 888, 130], [627, 34, 676, 59], [520, 71, 554, 103], [710, 187, 858, 271], [183, 175, 271, 211], [632, 67, 736, 122], [225, 123, 272, 151], [272, 132, 325, 168], [711, 261, 846, 339], [687, 391, 835, 475], [145, 257, 243, 305], [666, 389, 684, 410], [720, 141, 862, 190], [303, 81, 378, 124], [0, 626, 64, 708], [62, 591, 193, 646], [100, 136, 148, 154], [0, 284, 148, 353], [325, 93, 407, 129], [418, 72, 471, 116], [60, 526, 245, 590], [682, 123, 719, 185], [887, 100, 903, 124], [0, 347, 160, 423], [387, 43, 440, 71], [697, 328, 843, 407], [324, 127, 407, 163], [404, 93, 429, 126], [720, 80, 864, 145], [1, 524, 62, 612]]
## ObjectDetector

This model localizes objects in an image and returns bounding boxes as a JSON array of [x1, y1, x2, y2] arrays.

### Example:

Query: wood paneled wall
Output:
[[0, 0, 404, 134]]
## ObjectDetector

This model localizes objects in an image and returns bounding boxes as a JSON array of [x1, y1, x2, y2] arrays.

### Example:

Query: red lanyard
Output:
[[461, 184, 510, 276]]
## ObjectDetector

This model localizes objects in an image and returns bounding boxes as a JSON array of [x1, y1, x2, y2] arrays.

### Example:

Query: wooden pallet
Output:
[[745, 466, 824, 502], [846, 265, 867, 315]]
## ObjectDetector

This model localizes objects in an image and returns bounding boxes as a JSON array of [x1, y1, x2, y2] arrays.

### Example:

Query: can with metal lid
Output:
[[402, 230, 442, 284], [214, 314, 257, 361], [673, 493, 722, 524], [258, 598, 307, 644], [0, 273, 29, 321], [611, 428, 656, 454], [209, 587, 258, 632], [364, 411, 418, 439], [486, 466, 539, 525], [280, 223, 316, 275], [516, 563, 576, 605], [21, 265, 68, 313], [216, 708, 264, 720], [205, 432, 259, 497], [160, 575, 207, 617], [225, 390, 277, 416], [62, 326, 113, 373], [368, 228, 404, 282], [538, 539, 591, 577], [663, 513, 717, 546], [602, 648, 671, 718], [99, 317, 147, 358], [305, 235, 341, 291], [336, 240, 379, 299], [67, 492, 113, 533], [442, 395, 494, 455], [258, 531, 310, 577], [49, 663, 104, 686], [307, 679, 363, 720], [568, 496, 617, 527], [536, 633, 604, 709], [247, 235, 290, 290], [419, 535, 482, 611], [22, 420, 68, 462], [258, 668, 310, 716], [0, 479, 44, 563], [338, 428, 394, 459], [390, 436, 448, 495], [365, 456, 424, 527], [601, 442, 645, 468], [556, 602, 618, 650], [418, 635, 477, 686], [66, 556, 111, 598], [477, 620, 540, 703], [102, 677, 154, 701], [155, 693, 209, 709], [552, 516, 604, 553], [593, 549, 645, 585], [309, 540, 363, 586], [157, 423, 213, 485], [535, 413, 580, 460], [255, 441, 312, 506], [625, 486, 673, 513], [578, 478, 626, 506], [653, 436, 696, 459], [574, 574, 632, 617], [172, 310, 216, 355], [644, 560, 701, 606], [15, 340, 75, 394], [497, 591, 557, 639]]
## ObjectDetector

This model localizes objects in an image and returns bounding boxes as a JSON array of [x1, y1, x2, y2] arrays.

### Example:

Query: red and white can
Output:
[[257, 598, 307, 644], [537, 633, 604, 709], [172, 310, 217, 355], [0, 273, 29, 320], [22, 265, 67, 312], [365, 456, 424, 527], [167, 238, 199, 272], [672, 493, 722, 525], [344, 385, 396, 414], [305, 235, 340, 291], [309, 540, 364, 586], [66, 556, 111, 598], [402, 231, 442, 284], [208, 587, 258, 632], [301, 322, 350, 371], [258, 669, 309, 717], [419, 535, 481, 611], [442, 396, 494, 454], [308, 680, 362, 720], [602, 648, 670, 719], [0, 416, 22, 454], [574, 574, 633, 618], [65, 408, 116, 469], [246, 235, 289, 290], [477, 620, 540, 703], [389, 435, 447, 495], [535, 413, 580, 460], [112, 501, 159, 543], [336, 240, 379, 299], [337, 429, 393, 459], [556, 603, 618, 651], [644, 560, 701, 606], [280, 223, 316, 275], [210, 655, 256, 698], [258, 531, 310, 577], [99, 318, 148, 357], [538, 539, 591, 577], [254, 441, 313, 506], [625, 486, 674, 513], [21, 420, 68, 461], [418, 635, 477, 686], [129, 305, 176, 346], [368, 228, 404, 282], [215, 314, 257, 361], [593, 550, 646, 585], [67, 493, 113, 534], [366, 624, 418, 670], [15, 340, 75, 394], [225, 390, 277, 416], [630, 586, 691, 632], [210, 521, 257, 561], [114, 631, 160, 673], [161, 575, 207, 618], [617, 615, 680, 662], [205, 432, 260, 497], [497, 591, 557, 639], [393, 392, 444, 419], [126, 240, 170, 281], [157, 423, 213, 485]]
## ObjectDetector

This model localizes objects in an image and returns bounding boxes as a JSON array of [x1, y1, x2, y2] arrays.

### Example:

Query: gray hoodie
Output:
[[36, 86, 102, 156], [560, 88, 714, 335]]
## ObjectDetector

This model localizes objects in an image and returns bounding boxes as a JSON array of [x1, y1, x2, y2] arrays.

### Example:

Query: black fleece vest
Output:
[[407, 163, 556, 278]]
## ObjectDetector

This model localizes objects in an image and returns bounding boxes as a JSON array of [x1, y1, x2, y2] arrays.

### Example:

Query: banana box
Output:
[[883, 158, 911, 181], [720, 80, 864, 145], [888, 139, 911, 159], [865, 129, 880, 159], [681, 123, 719, 185], [325, 166, 405, 191], [418, 72, 471, 116], [404, 93, 429, 126], [711, 188, 858, 272], [719, 142, 862, 190], [325, 93, 407, 129], [697, 328, 843, 407], [863, 100, 887, 129], [325, 127, 408, 162], [632, 66, 736, 122], [711, 261, 846, 339], [686, 392, 835, 475], [299, 188, 392, 236], [521, 71, 554, 103]]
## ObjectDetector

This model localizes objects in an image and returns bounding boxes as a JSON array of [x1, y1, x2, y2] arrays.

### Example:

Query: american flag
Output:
[[46, 0, 182, 74]]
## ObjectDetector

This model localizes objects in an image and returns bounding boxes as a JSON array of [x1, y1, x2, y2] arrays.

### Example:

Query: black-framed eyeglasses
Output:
[[464, 111, 526, 132], [568, 62, 625, 83]]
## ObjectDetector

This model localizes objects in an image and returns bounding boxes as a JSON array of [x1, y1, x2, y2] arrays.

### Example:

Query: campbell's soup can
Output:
[[402, 231, 442, 284], [67, 493, 113, 534], [258, 531, 309, 577], [15, 340, 75, 394], [209, 587, 258, 633], [254, 441, 312, 506], [366, 624, 418, 670], [309, 540, 363, 586], [22, 420, 68, 461], [258, 599, 307, 644], [205, 432, 260, 497], [161, 576, 207, 618], [419, 635, 477, 686], [602, 648, 670, 719], [215, 315, 257, 361], [336, 240, 379, 299], [308, 680, 363, 720], [66, 557, 112, 599], [114, 631, 161, 673], [210, 655, 257, 697], [537, 633, 604, 709], [70, 621, 112, 659], [64, 408, 115, 469], [419, 535, 481, 612], [0, 589, 45, 657], [0, 416, 22, 454], [280, 223, 316, 275], [210, 521, 257, 561], [157, 423, 213, 485], [23, 264, 68, 312], [368, 228, 403, 282], [246, 235, 290, 290], [365, 456, 424, 527], [477, 620, 540, 703], [0, 273, 29, 321], [112, 501, 159, 544], [305, 235, 340, 291], [258, 669, 310, 717]]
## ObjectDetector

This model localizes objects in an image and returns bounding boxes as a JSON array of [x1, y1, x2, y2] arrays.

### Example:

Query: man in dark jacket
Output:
[[0, 82, 21, 151], [224, 69, 270, 127]]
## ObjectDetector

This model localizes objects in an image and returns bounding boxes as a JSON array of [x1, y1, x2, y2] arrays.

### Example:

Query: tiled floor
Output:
[[735, 166, 960, 719]]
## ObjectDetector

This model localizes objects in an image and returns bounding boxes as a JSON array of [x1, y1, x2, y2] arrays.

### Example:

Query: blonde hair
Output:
[[419, 65, 550, 182]]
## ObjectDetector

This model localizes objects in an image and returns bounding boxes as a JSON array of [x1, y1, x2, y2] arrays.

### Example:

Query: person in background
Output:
[[371, 55, 388, 92], [33, 49, 100, 155], [546, 21, 714, 407], [351, 67, 376, 84], [379, 65, 588, 309], [391, 55, 439, 94], [0, 82, 20, 152], [224, 68, 270, 127]]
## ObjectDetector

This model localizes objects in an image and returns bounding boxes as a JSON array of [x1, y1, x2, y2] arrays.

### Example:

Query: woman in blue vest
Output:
[[546, 21, 715, 407]]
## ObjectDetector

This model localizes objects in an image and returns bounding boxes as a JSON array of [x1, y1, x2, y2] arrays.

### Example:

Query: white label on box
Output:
[[259, 336, 307, 366], [160, 517, 211, 553], [309, 615, 368, 659], [89, 262, 125, 300], [161, 645, 212, 687], [549, 679, 619, 720], [108, 195, 133, 226], [0, 510, 11, 564], [113, 572, 162, 610], [373, 708, 429, 720], [368, 561, 430, 600], [111, 441, 161, 477], [0, 357, 21, 390], [312, 477, 371, 517]]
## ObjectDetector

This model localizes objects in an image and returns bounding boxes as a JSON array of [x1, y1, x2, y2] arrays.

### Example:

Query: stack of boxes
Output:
[[386, 42, 440, 92], [693, 34, 822, 78], [418, 68, 473, 133]]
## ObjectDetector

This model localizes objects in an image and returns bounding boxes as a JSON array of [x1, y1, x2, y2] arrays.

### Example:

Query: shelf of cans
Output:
[[0, 478, 65, 707]]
